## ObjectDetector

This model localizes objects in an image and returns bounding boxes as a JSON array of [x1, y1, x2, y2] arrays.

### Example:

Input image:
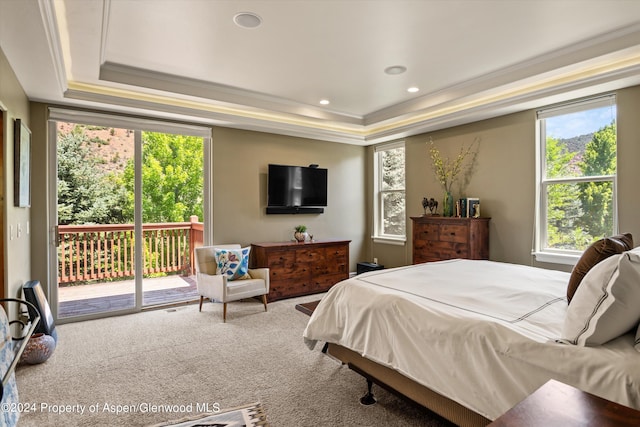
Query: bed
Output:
[[302, 249, 640, 426]]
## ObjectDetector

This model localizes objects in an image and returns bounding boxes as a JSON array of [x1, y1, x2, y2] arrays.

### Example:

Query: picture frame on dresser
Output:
[[466, 197, 479, 218]]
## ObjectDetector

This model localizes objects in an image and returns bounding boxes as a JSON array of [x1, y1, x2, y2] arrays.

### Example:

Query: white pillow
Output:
[[562, 247, 640, 346]]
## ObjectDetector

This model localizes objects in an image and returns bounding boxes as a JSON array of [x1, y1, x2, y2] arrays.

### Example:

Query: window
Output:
[[373, 141, 406, 242], [535, 95, 617, 264]]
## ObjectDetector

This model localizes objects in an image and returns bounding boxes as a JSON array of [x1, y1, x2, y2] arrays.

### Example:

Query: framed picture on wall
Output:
[[14, 119, 31, 207]]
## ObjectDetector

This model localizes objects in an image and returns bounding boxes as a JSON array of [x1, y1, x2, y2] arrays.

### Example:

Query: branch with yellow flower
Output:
[[428, 137, 480, 194]]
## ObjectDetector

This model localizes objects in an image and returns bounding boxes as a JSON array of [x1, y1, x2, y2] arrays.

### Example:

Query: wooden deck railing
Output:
[[58, 216, 203, 285]]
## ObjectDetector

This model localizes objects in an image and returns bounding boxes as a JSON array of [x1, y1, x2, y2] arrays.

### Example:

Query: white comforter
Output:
[[303, 259, 640, 420]]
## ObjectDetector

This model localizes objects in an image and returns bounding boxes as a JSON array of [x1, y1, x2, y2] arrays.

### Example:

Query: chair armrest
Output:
[[196, 272, 227, 301], [248, 268, 270, 292]]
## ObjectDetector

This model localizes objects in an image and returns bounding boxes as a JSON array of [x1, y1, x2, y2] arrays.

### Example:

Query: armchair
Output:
[[194, 244, 269, 322]]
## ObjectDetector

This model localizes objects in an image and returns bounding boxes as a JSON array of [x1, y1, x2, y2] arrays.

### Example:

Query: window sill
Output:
[[372, 236, 406, 246], [532, 251, 579, 266]]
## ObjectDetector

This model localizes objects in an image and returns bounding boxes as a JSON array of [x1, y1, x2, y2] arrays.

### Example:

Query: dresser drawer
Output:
[[415, 223, 440, 241], [296, 248, 326, 264], [266, 250, 295, 269], [313, 273, 348, 292], [424, 241, 469, 260], [439, 224, 468, 243], [270, 277, 313, 300], [269, 260, 310, 283]]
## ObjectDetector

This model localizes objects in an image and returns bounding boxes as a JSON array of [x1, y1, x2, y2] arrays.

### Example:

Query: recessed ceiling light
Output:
[[407, 87, 420, 93], [233, 12, 262, 29], [384, 65, 407, 75], [319, 99, 330, 105]]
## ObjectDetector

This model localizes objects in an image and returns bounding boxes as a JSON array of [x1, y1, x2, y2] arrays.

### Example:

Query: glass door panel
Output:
[[56, 123, 136, 319], [140, 131, 204, 306]]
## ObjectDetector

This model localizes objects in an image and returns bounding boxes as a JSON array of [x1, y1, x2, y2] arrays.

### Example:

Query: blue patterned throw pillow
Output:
[[214, 247, 251, 281]]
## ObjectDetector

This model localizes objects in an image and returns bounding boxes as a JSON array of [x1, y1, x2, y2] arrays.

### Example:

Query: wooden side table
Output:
[[295, 300, 320, 316], [295, 299, 327, 353], [489, 379, 640, 426]]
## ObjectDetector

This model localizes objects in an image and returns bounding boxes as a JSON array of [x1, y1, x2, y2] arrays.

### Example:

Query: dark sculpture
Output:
[[422, 197, 438, 215]]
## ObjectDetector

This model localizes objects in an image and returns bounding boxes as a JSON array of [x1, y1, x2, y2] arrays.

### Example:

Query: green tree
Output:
[[57, 128, 127, 225], [381, 147, 405, 235], [577, 123, 616, 239], [545, 137, 585, 249], [121, 132, 204, 223]]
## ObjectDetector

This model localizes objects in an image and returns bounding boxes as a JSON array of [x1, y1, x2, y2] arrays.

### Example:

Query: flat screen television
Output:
[[268, 164, 327, 212]]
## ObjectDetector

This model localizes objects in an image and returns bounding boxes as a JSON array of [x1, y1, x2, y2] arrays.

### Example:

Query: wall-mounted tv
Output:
[[267, 164, 327, 214]]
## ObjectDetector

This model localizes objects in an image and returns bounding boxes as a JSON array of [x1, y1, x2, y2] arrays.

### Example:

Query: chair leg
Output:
[[262, 294, 268, 312], [199, 296, 204, 312], [223, 303, 227, 323]]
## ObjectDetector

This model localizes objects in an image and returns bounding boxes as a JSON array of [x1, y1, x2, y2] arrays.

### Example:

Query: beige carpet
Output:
[[16, 295, 454, 426]]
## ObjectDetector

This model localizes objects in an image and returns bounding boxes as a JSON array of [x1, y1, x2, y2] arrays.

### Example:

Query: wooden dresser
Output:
[[250, 239, 350, 302], [411, 216, 490, 264]]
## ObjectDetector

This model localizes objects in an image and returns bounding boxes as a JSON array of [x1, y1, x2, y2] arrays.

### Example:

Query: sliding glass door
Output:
[[49, 111, 210, 322], [140, 131, 204, 306]]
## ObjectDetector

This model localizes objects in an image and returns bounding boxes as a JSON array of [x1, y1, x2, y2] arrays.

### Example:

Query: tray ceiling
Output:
[[2, 0, 640, 144]]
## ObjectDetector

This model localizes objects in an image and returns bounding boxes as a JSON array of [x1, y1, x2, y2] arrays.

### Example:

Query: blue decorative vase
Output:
[[443, 191, 454, 217], [19, 333, 56, 365]]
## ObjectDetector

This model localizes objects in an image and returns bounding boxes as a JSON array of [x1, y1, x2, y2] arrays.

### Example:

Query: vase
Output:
[[294, 231, 307, 242], [19, 333, 56, 365], [443, 191, 454, 217]]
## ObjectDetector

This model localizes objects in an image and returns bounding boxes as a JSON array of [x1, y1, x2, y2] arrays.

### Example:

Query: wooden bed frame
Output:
[[326, 343, 492, 427]]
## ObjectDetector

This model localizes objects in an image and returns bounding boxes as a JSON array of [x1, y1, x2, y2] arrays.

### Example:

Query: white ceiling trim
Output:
[[31, 1, 640, 146], [98, 61, 364, 125], [62, 82, 368, 145], [61, 47, 640, 146], [364, 23, 640, 126], [38, 0, 67, 94], [367, 51, 640, 136]]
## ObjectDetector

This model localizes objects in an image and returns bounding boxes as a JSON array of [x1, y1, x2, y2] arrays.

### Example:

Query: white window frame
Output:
[[533, 95, 617, 265], [47, 108, 212, 321], [372, 141, 406, 245]]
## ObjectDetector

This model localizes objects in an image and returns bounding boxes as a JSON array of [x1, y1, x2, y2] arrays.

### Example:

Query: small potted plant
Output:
[[294, 225, 307, 242]]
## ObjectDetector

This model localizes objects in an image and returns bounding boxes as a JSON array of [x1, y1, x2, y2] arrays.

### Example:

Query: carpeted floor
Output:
[[16, 294, 455, 426]]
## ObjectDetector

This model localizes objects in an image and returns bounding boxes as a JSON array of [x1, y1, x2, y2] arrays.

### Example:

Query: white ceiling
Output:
[[2, 0, 640, 145]]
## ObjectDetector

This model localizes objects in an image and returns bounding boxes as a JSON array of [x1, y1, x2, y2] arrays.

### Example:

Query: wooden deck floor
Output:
[[58, 275, 199, 319]]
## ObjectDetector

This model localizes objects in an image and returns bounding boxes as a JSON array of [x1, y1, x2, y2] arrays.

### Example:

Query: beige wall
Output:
[[0, 46, 31, 300], [25, 117, 368, 299], [6, 40, 640, 299], [373, 85, 640, 270], [616, 86, 640, 243], [211, 127, 367, 272], [29, 103, 49, 293]]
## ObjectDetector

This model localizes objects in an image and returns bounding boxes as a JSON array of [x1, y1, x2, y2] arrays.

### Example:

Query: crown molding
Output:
[[63, 47, 640, 147], [38, 0, 68, 94], [365, 22, 640, 126], [63, 83, 368, 145], [99, 61, 363, 126]]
